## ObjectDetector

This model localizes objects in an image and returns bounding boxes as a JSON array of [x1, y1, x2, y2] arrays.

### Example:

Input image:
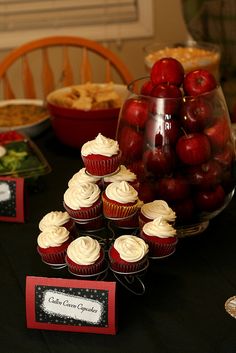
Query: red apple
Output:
[[204, 117, 231, 151], [150, 83, 182, 99], [121, 97, 149, 129], [186, 160, 222, 190], [183, 69, 217, 96], [118, 126, 144, 162], [140, 79, 154, 96], [156, 176, 190, 202], [150, 57, 184, 87], [176, 132, 211, 165], [145, 115, 180, 146], [150, 83, 182, 115], [143, 145, 176, 177], [194, 184, 225, 212], [180, 96, 213, 132]]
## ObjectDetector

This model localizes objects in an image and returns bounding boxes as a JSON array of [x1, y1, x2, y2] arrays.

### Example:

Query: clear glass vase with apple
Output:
[[116, 69, 236, 238]]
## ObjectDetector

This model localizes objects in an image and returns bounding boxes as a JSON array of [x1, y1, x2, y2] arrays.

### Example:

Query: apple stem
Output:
[[181, 127, 188, 137]]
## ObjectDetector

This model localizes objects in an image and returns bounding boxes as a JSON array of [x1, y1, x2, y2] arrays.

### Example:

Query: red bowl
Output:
[[46, 84, 128, 148]]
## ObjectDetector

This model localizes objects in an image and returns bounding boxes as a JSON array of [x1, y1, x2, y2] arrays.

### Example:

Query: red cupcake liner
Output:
[[37, 246, 67, 265], [140, 233, 178, 258], [63, 198, 102, 220], [82, 151, 121, 176], [66, 250, 105, 276], [37, 238, 72, 265], [108, 246, 148, 273], [102, 194, 138, 219]]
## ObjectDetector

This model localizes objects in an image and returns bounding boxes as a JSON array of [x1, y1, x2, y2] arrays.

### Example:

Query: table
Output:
[[1, 127, 236, 353]]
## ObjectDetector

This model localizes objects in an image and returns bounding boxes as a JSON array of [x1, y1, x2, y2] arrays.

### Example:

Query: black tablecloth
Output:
[[1, 128, 236, 353]]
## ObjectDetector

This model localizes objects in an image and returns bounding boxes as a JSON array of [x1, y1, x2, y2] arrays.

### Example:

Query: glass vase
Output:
[[116, 77, 236, 237]]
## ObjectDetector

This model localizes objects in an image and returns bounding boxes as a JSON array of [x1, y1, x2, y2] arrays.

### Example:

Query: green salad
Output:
[[0, 140, 47, 177]]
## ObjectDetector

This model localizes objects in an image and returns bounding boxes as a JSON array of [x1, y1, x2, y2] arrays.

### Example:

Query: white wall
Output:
[[105, 0, 190, 78]]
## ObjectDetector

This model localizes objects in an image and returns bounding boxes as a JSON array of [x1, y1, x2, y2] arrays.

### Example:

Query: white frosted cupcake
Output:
[[37, 225, 72, 265], [63, 182, 102, 220], [68, 167, 101, 188], [39, 210, 77, 238], [139, 200, 176, 229], [140, 216, 178, 258], [103, 164, 139, 190], [66, 236, 105, 275], [109, 235, 149, 273], [102, 180, 140, 219], [81, 133, 121, 176]]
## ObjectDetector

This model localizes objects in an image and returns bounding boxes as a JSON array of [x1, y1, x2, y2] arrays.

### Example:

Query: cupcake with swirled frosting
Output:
[[63, 182, 102, 220], [68, 167, 101, 188], [39, 210, 77, 238], [66, 236, 105, 276], [109, 235, 149, 273], [102, 180, 140, 219], [103, 164, 139, 190], [140, 216, 178, 258], [81, 133, 122, 176], [37, 225, 73, 265], [139, 200, 176, 229]]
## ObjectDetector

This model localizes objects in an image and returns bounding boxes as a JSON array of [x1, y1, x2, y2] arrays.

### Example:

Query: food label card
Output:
[[0, 177, 25, 222], [26, 276, 117, 335]]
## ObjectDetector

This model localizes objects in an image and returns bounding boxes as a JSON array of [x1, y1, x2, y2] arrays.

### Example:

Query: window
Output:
[[0, 0, 154, 49]]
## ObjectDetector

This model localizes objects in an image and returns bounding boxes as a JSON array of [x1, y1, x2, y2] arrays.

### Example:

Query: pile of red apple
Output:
[[117, 57, 236, 225]]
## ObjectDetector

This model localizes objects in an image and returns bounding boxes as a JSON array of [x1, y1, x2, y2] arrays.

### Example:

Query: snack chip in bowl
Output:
[[47, 82, 123, 111]]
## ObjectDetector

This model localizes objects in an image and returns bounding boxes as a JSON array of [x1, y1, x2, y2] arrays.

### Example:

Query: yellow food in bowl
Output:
[[47, 82, 122, 111], [144, 42, 221, 80], [0, 103, 48, 127]]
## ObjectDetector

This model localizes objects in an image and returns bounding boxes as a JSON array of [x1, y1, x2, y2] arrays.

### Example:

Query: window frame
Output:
[[0, 0, 154, 50]]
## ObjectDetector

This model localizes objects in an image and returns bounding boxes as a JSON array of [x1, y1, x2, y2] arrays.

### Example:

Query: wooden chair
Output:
[[0, 35, 134, 100]]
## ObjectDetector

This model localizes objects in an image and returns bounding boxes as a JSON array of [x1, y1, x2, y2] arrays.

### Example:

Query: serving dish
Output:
[[46, 83, 129, 148], [144, 40, 221, 80], [0, 99, 50, 137], [0, 130, 51, 178]]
